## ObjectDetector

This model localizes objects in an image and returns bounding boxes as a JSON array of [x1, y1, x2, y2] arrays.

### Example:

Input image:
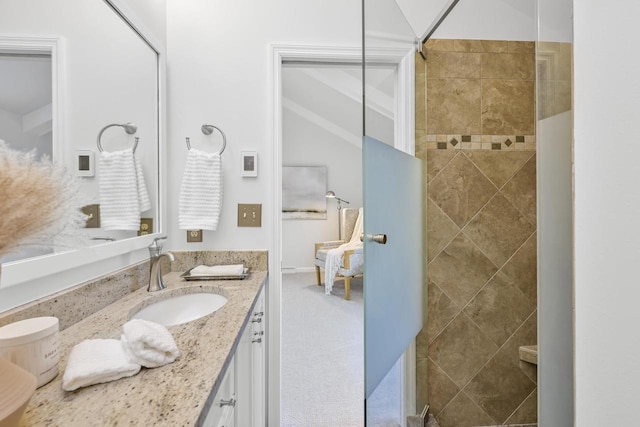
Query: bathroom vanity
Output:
[[6, 261, 267, 426]]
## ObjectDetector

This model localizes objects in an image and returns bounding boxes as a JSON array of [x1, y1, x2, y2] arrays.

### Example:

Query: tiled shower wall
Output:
[[415, 40, 538, 426]]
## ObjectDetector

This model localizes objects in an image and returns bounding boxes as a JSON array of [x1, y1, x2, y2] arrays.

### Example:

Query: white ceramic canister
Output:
[[0, 317, 59, 387]]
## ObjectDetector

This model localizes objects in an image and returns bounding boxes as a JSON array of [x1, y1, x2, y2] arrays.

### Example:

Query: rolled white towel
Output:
[[62, 339, 141, 391], [121, 319, 179, 368], [189, 264, 244, 277]]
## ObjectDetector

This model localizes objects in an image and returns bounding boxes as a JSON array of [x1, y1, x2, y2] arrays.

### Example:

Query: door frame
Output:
[[269, 44, 416, 426]]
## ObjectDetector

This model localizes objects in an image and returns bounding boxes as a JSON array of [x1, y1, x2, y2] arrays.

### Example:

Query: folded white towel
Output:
[[179, 148, 223, 231], [325, 207, 364, 295], [98, 148, 150, 231], [121, 319, 179, 368], [190, 264, 244, 277], [62, 339, 141, 391]]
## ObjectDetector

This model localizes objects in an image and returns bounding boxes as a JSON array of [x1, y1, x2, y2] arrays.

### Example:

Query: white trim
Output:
[[271, 44, 416, 426]]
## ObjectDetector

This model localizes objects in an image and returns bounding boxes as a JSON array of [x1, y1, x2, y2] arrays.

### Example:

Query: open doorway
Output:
[[279, 60, 399, 426], [270, 45, 416, 427]]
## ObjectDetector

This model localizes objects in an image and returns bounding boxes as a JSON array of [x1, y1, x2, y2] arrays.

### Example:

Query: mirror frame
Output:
[[0, 0, 166, 307]]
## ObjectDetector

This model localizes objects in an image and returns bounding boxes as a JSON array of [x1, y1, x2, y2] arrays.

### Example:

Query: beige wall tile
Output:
[[454, 39, 509, 53], [427, 281, 461, 342], [464, 350, 536, 423], [427, 78, 482, 135], [437, 391, 496, 427], [463, 193, 535, 267], [465, 151, 534, 188], [505, 388, 538, 424], [417, 357, 430, 412], [427, 153, 497, 227], [427, 51, 481, 79], [416, 71, 427, 131], [463, 272, 536, 347], [498, 311, 538, 385], [426, 149, 456, 182], [501, 232, 538, 303], [482, 80, 535, 135], [425, 39, 457, 52], [429, 233, 498, 308], [502, 154, 537, 225], [429, 313, 499, 388], [427, 358, 461, 416], [481, 53, 535, 80], [509, 41, 535, 54], [427, 199, 460, 262]]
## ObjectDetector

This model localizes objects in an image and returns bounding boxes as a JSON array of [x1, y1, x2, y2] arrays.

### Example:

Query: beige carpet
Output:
[[280, 272, 402, 427]]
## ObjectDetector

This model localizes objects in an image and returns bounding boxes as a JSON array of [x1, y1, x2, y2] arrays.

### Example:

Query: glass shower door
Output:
[[363, 0, 424, 424]]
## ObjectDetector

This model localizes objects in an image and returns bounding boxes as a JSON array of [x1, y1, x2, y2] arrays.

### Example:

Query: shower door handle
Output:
[[363, 234, 387, 244]]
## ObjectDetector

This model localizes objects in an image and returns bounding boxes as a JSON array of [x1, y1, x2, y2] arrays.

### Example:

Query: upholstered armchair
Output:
[[314, 207, 363, 300]]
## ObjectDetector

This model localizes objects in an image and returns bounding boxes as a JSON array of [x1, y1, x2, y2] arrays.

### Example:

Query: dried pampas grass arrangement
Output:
[[0, 142, 87, 257]]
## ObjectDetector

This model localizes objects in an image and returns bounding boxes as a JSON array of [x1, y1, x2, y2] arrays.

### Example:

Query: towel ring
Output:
[[97, 122, 138, 153], [185, 124, 226, 155]]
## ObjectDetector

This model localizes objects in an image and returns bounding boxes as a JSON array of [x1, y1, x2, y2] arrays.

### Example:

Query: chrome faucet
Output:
[[148, 237, 175, 292]]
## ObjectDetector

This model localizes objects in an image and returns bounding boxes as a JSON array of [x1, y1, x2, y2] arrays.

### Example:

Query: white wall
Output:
[[165, 0, 361, 254], [574, 1, 640, 424]]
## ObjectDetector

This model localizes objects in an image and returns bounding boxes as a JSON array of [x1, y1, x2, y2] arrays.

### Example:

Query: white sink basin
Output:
[[131, 293, 227, 326]]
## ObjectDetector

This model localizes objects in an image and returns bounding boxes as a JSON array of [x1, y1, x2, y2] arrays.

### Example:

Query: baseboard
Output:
[[281, 266, 316, 274]]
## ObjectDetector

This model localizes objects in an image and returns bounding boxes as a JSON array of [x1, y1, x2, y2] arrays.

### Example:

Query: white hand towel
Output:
[[178, 148, 223, 231], [324, 207, 364, 295], [98, 148, 150, 230], [135, 156, 151, 212], [121, 319, 179, 368], [190, 264, 244, 276], [62, 339, 141, 391]]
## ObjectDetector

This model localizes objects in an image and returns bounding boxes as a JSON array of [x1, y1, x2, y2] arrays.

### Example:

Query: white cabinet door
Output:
[[203, 287, 266, 427], [202, 356, 236, 427]]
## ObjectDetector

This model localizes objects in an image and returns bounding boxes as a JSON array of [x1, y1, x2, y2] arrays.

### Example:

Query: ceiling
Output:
[[282, 63, 396, 148]]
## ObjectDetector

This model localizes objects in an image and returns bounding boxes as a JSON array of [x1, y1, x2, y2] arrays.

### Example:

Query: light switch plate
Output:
[[187, 230, 203, 242], [238, 204, 262, 227]]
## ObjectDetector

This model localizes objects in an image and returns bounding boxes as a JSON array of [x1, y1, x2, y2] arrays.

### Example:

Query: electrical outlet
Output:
[[138, 218, 153, 236], [237, 204, 262, 227], [82, 204, 100, 228], [187, 230, 203, 242]]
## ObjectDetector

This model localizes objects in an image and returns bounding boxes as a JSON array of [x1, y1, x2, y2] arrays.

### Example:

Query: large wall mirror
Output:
[[0, 0, 163, 303]]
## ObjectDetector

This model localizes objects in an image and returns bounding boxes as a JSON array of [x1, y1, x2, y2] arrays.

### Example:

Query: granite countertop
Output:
[[19, 270, 267, 426]]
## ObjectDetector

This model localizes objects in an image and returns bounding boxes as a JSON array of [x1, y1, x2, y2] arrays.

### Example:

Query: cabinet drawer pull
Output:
[[251, 318, 262, 323], [252, 338, 262, 343], [254, 331, 264, 336], [220, 397, 236, 407], [254, 311, 264, 316]]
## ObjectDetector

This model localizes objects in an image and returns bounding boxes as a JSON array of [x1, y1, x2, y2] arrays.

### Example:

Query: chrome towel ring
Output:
[[185, 123, 226, 155], [97, 122, 138, 153]]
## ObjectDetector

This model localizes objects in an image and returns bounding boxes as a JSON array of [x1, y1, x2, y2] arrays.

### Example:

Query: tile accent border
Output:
[[426, 134, 536, 151]]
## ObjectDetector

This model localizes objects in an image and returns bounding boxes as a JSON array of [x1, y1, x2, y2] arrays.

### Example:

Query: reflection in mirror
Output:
[[0, 51, 54, 262], [0, 0, 160, 292]]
